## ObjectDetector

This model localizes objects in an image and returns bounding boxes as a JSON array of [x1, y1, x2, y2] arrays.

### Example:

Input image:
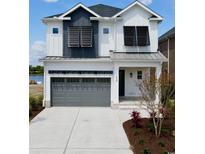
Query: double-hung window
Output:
[[123, 26, 150, 46], [68, 26, 92, 47]]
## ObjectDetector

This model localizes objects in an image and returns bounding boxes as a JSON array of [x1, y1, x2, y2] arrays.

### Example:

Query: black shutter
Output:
[[81, 26, 92, 47], [137, 26, 150, 46], [123, 26, 136, 46], [68, 26, 80, 47]]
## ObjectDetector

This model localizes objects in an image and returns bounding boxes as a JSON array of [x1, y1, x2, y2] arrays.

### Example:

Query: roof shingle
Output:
[[159, 27, 175, 42], [88, 4, 122, 17], [44, 4, 122, 18]]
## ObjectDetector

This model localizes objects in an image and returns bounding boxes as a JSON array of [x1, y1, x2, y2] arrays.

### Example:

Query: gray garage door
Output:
[[51, 78, 111, 107]]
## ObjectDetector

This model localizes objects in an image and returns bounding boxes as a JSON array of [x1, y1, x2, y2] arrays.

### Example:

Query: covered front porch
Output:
[[110, 52, 167, 108]]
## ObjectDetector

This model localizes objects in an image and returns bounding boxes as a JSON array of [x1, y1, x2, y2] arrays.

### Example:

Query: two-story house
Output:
[[41, 1, 167, 108]]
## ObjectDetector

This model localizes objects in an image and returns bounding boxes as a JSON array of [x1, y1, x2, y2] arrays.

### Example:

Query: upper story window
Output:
[[52, 28, 59, 34], [103, 28, 109, 34], [68, 26, 92, 47], [123, 26, 150, 46]]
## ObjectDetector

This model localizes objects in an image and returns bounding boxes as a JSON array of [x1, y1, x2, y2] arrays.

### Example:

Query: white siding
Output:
[[46, 21, 63, 56], [115, 5, 158, 53], [124, 68, 150, 97], [98, 22, 115, 56], [44, 61, 113, 70]]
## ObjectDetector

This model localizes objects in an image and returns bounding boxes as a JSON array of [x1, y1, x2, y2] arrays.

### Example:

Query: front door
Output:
[[119, 70, 125, 96]]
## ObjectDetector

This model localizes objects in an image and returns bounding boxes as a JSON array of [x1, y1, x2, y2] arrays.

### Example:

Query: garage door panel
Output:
[[51, 78, 111, 107]]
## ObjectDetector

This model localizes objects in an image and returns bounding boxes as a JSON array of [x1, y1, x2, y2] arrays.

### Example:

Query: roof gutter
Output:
[[42, 17, 71, 24]]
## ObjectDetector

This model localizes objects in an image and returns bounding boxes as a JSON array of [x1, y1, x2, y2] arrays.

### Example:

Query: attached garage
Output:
[[51, 78, 111, 107]]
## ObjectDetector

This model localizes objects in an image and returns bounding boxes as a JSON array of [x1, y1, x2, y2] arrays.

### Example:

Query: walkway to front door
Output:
[[29, 107, 133, 154]]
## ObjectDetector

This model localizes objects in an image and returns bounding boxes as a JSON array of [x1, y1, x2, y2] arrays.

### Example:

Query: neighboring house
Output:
[[159, 27, 175, 79], [41, 1, 167, 108]]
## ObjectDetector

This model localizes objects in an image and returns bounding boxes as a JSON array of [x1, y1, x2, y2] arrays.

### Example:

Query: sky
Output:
[[29, 0, 175, 66]]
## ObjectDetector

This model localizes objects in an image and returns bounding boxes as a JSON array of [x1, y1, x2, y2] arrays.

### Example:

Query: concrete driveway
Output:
[[29, 107, 133, 154]]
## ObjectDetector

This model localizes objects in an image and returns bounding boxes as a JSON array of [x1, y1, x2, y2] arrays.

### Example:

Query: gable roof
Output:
[[89, 4, 122, 17], [59, 3, 101, 18], [44, 13, 63, 19], [112, 0, 163, 20], [159, 27, 175, 42], [43, 1, 162, 20]]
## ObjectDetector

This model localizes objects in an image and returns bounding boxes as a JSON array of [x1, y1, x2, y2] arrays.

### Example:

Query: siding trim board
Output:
[[48, 70, 113, 74], [59, 3, 101, 18]]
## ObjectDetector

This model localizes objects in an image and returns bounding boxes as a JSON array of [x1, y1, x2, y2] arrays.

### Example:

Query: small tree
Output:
[[138, 72, 174, 137]]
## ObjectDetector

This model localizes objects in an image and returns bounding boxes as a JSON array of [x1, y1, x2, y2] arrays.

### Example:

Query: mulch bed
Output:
[[123, 117, 175, 154], [29, 106, 44, 121]]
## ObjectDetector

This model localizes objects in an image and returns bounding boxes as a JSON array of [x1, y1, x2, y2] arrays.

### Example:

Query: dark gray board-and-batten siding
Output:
[[63, 7, 98, 58]]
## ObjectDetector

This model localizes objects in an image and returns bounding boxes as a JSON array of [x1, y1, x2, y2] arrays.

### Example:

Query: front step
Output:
[[111, 102, 150, 118]]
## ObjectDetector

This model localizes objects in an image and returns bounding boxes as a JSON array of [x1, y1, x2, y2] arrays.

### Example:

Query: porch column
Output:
[[44, 71, 51, 107], [113, 65, 119, 104], [155, 63, 162, 103]]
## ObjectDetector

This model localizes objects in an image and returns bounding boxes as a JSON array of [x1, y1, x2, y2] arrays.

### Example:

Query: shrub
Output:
[[138, 139, 145, 145], [162, 151, 168, 154], [37, 94, 43, 106], [158, 141, 165, 147], [29, 96, 38, 111], [166, 99, 175, 119], [130, 111, 141, 128], [141, 148, 151, 154], [167, 99, 175, 109]]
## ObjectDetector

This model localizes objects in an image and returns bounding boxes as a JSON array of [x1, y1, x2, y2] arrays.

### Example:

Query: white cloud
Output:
[[139, 0, 153, 5], [29, 41, 46, 66], [43, 0, 59, 3]]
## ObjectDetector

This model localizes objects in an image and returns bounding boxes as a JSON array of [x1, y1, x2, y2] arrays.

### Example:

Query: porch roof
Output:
[[40, 56, 111, 62], [110, 52, 168, 62]]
